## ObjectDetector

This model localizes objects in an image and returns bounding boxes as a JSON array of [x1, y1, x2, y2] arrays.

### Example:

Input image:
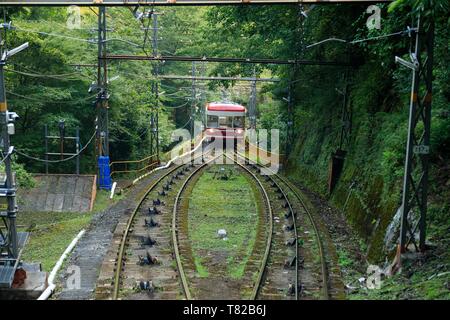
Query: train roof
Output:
[[206, 102, 246, 112]]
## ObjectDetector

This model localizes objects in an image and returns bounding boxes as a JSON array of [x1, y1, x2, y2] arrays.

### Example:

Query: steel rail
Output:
[[112, 143, 215, 299], [263, 170, 298, 299], [112, 162, 183, 300], [236, 149, 329, 300], [223, 153, 273, 300], [233, 151, 298, 299], [275, 173, 329, 299], [172, 152, 273, 300], [171, 154, 220, 300]]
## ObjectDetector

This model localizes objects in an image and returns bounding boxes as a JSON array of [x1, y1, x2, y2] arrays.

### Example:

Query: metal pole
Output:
[[58, 120, 65, 161], [44, 124, 49, 174], [249, 77, 257, 129], [76, 127, 80, 175], [96, 6, 109, 159], [191, 61, 196, 138], [338, 71, 351, 151], [0, 56, 18, 259], [398, 15, 434, 253], [286, 83, 294, 155], [150, 11, 160, 162]]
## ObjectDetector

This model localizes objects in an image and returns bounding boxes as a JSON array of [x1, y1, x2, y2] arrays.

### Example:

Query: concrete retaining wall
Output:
[[17, 174, 97, 213]]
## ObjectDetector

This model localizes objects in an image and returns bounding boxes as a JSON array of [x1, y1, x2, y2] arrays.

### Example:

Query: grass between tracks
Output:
[[17, 190, 119, 271], [188, 166, 258, 279]]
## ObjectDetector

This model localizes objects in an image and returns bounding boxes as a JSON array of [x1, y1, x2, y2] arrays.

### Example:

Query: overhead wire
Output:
[[6, 91, 98, 105], [305, 28, 414, 49], [15, 131, 96, 163]]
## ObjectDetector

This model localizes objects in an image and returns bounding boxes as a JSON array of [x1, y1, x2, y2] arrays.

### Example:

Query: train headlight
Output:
[[235, 129, 243, 134]]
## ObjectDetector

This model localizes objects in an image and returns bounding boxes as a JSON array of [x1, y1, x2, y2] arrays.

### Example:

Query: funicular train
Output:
[[204, 102, 246, 143]]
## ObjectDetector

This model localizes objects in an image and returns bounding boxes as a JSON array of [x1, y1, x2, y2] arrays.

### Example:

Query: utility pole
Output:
[[96, 6, 111, 189], [337, 74, 351, 151], [148, 11, 160, 163], [395, 15, 434, 255], [285, 4, 307, 158], [0, 21, 28, 288], [285, 83, 294, 155], [190, 61, 197, 138], [248, 70, 257, 129], [199, 62, 207, 129]]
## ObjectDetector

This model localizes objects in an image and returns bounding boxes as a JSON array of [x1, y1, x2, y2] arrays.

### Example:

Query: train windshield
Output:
[[207, 115, 244, 128], [207, 115, 219, 128], [233, 116, 244, 128]]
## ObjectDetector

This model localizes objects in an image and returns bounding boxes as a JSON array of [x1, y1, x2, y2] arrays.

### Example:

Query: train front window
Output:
[[233, 116, 243, 128], [207, 115, 218, 128], [219, 116, 232, 128]]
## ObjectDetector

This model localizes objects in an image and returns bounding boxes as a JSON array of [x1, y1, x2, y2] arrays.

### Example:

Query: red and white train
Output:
[[204, 102, 246, 142]]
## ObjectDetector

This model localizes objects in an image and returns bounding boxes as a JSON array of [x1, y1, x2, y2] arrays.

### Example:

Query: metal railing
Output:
[[109, 154, 159, 179]]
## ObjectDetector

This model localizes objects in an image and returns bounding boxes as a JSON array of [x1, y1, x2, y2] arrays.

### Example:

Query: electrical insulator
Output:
[[7, 123, 14, 135]]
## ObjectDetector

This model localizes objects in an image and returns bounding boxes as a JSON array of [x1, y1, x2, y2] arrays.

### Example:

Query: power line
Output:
[[6, 91, 98, 105], [15, 26, 94, 43], [5, 68, 83, 80], [161, 100, 190, 109], [15, 131, 95, 163], [305, 28, 414, 49], [15, 26, 142, 47]]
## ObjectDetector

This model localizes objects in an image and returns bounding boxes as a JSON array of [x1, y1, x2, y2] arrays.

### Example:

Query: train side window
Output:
[[207, 115, 218, 128]]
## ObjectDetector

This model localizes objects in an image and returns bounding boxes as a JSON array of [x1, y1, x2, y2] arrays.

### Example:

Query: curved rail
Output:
[[236, 150, 329, 300], [171, 156, 218, 300], [224, 153, 274, 300], [172, 153, 273, 300], [265, 171, 299, 299], [274, 174, 329, 300], [112, 163, 183, 300]]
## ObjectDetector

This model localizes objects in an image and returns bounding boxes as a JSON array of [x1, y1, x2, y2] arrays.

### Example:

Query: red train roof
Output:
[[207, 103, 246, 112]]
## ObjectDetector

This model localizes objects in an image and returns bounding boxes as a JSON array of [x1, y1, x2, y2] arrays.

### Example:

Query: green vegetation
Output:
[[17, 189, 121, 271], [18, 211, 92, 271], [188, 167, 258, 279], [349, 246, 450, 300], [1, 1, 448, 299]]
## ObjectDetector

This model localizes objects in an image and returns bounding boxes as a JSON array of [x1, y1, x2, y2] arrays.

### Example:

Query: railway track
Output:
[[97, 147, 332, 300], [103, 150, 211, 299], [173, 153, 273, 300], [233, 151, 330, 300]]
